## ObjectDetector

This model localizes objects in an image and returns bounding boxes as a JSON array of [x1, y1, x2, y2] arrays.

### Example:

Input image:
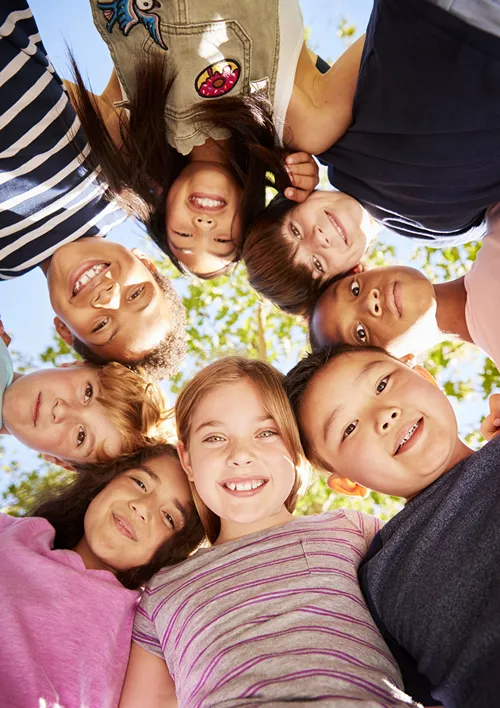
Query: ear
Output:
[[399, 353, 416, 367], [131, 248, 158, 274], [350, 263, 364, 275], [53, 317, 74, 346], [413, 364, 440, 389], [41, 454, 75, 472], [177, 441, 194, 481], [327, 474, 368, 497]]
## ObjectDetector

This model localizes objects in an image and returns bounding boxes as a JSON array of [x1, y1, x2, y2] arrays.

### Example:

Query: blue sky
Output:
[[1, 1, 486, 491]]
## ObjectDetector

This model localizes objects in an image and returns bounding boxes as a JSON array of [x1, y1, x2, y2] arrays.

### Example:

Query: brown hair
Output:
[[284, 343, 396, 473], [84, 361, 171, 459], [243, 194, 324, 316], [31, 444, 205, 589], [69, 55, 290, 278], [72, 269, 187, 380], [175, 356, 305, 543]]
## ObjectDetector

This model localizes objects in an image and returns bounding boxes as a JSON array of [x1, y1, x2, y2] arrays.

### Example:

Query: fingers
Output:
[[285, 153, 319, 203], [480, 413, 500, 441]]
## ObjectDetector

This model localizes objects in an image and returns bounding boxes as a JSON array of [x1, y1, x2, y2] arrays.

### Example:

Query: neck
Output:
[[215, 507, 295, 545], [434, 277, 472, 343], [73, 536, 113, 573], [189, 138, 230, 165]]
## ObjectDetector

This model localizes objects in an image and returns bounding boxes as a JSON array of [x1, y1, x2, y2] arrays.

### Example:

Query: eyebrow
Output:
[[322, 359, 386, 442], [194, 415, 275, 435], [139, 464, 161, 483]]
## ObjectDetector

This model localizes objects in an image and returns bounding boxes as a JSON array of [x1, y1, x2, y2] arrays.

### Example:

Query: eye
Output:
[[77, 426, 86, 448], [204, 434, 225, 443], [342, 421, 358, 441], [92, 318, 108, 333], [132, 477, 147, 491], [290, 223, 302, 240], [355, 323, 367, 343], [176, 231, 192, 238], [257, 429, 278, 438], [376, 376, 389, 394], [84, 383, 93, 404], [128, 285, 144, 301], [214, 238, 231, 244], [312, 256, 324, 274], [350, 279, 360, 297], [136, 0, 154, 10], [163, 512, 175, 529]]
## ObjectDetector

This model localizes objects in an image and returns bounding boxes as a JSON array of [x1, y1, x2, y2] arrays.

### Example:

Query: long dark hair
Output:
[[69, 55, 290, 278], [30, 444, 205, 589]]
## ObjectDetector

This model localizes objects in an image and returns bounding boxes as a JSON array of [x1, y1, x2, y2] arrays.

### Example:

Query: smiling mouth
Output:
[[221, 478, 268, 496], [113, 514, 137, 541], [188, 194, 227, 212], [72, 263, 109, 297], [394, 418, 423, 455], [325, 211, 348, 246], [32, 392, 41, 427]]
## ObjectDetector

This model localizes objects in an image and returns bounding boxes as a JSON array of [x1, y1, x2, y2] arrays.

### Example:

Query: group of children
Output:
[[2, 0, 500, 706]]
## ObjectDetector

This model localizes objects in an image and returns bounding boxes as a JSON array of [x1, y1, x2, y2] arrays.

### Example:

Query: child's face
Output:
[[46, 239, 176, 363], [283, 190, 372, 282], [2, 363, 124, 462], [166, 162, 243, 275], [311, 266, 437, 356], [180, 379, 296, 526], [298, 350, 459, 498], [84, 454, 193, 571]]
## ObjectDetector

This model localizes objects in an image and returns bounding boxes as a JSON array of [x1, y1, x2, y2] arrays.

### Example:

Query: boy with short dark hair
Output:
[[285, 344, 500, 707]]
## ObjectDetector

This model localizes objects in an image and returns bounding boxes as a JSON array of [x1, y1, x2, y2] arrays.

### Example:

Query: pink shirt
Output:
[[0, 513, 140, 708], [465, 203, 500, 367]]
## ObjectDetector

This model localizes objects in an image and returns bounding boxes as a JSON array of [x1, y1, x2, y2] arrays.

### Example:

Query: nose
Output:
[[129, 498, 151, 524], [193, 214, 216, 230], [375, 406, 400, 435], [92, 281, 120, 309], [365, 288, 382, 317], [228, 443, 254, 468], [51, 398, 68, 424], [313, 224, 330, 248]]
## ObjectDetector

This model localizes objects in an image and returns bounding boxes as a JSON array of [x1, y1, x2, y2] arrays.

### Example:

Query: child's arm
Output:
[[0, 319, 11, 348], [286, 37, 365, 155], [284, 152, 319, 202], [480, 393, 500, 440], [119, 642, 177, 708]]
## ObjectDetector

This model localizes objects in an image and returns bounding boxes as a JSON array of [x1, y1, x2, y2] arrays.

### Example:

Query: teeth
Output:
[[326, 213, 347, 244], [73, 263, 108, 296], [396, 422, 419, 454], [224, 479, 265, 492], [190, 196, 224, 208]]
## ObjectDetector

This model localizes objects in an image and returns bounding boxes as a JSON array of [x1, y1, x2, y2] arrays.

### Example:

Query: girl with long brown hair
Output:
[[0, 443, 204, 707], [119, 356, 414, 707], [65, 1, 364, 278]]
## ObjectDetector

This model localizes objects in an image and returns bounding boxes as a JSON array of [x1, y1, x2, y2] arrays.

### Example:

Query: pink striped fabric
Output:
[[132, 510, 417, 707]]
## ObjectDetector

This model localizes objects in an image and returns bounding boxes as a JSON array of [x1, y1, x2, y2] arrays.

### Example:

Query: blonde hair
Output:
[[92, 362, 171, 457], [175, 356, 305, 543]]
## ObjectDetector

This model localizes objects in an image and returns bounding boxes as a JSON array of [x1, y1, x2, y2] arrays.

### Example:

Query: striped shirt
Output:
[[133, 510, 417, 707], [0, 0, 125, 280]]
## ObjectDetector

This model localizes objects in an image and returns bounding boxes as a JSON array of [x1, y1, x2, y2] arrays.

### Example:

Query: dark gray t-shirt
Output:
[[359, 434, 500, 708]]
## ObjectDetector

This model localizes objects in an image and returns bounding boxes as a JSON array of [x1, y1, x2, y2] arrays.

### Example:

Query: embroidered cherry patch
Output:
[[195, 59, 241, 98]]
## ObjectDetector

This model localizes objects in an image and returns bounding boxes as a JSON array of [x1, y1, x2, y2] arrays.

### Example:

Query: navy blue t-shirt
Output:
[[359, 434, 500, 707], [319, 0, 500, 245]]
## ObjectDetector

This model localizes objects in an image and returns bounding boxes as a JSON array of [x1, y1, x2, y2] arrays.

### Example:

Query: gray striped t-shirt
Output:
[[133, 510, 417, 707]]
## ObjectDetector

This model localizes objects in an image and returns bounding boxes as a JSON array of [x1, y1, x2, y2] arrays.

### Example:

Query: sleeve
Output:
[[464, 202, 500, 367], [344, 509, 385, 552], [0, 511, 18, 533], [273, 0, 305, 143], [132, 592, 165, 660]]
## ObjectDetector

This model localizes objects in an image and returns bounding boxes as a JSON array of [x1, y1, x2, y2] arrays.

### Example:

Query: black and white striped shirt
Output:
[[0, 0, 125, 280]]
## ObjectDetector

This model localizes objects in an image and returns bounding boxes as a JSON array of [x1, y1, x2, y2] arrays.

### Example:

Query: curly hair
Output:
[[242, 194, 324, 316], [31, 443, 205, 589], [72, 268, 186, 380]]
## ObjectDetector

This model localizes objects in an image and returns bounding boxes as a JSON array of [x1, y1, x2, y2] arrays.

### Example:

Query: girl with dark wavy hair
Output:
[[0, 443, 204, 707], [64, 1, 363, 278]]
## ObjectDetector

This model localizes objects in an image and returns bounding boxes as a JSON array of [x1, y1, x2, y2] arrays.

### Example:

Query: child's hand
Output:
[[0, 319, 11, 348], [284, 152, 319, 203], [480, 393, 500, 440]]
